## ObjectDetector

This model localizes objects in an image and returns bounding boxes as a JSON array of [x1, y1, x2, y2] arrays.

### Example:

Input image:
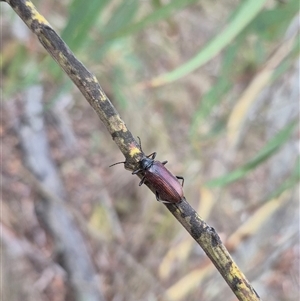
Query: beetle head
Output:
[[140, 156, 154, 170]]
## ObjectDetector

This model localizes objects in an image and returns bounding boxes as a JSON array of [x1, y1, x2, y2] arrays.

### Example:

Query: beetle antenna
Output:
[[109, 161, 126, 167], [137, 136, 143, 153]]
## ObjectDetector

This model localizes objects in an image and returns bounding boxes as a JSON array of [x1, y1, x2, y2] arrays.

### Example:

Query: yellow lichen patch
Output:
[[184, 214, 193, 227], [26, 1, 50, 25], [229, 263, 248, 289], [109, 115, 127, 132], [86, 76, 95, 83], [58, 52, 68, 66], [93, 75, 98, 83], [129, 143, 141, 157], [99, 90, 107, 101]]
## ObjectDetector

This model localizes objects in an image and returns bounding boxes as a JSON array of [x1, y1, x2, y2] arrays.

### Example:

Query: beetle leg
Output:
[[139, 176, 146, 186], [155, 193, 173, 204], [176, 176, 184, 186], [132, 168, 142, 175], [161, 160, 168, 165]]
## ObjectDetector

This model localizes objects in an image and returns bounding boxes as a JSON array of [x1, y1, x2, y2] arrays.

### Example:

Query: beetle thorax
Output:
[[140, 157, 154, 170]]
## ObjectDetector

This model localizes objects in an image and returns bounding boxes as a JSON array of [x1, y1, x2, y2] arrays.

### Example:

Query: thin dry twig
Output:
[[2, 0, 261, 300]]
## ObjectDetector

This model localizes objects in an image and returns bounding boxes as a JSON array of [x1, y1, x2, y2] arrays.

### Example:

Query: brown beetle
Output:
[[110, 138, 185, 204], [132, 151, 185, 203]]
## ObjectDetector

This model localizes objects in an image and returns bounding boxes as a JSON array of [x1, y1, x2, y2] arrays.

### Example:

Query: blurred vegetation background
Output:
[[1, 0, 299, 300]]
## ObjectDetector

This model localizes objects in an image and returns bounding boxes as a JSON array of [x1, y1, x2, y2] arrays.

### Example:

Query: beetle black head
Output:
[[140, 156, 154, 170]]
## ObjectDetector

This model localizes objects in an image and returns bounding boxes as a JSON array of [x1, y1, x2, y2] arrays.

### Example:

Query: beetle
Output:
[[110, 138, 185, 204], [133, 151, 185, 204]]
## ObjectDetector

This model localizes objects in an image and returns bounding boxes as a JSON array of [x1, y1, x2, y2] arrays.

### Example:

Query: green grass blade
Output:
[[206, 120, 297, 187], [189, 42, 238, 139], [247, 0, 299, 41], [106, 0, 199, 40], [267, 157, 300, 200], [102, 0, 139, 36], [61, 0, 110, 51], [150, 0, 268, 86]]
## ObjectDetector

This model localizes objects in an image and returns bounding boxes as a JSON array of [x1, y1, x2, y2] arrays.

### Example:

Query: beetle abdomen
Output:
[[145, 161, 184, 203]]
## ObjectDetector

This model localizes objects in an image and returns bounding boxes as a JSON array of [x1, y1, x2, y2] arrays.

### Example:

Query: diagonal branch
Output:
[[2, 0, 261, 300]]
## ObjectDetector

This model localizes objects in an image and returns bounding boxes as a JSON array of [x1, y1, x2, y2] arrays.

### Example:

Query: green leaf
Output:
[[61, 0, 110, 52], [247, 0, 299, 41], [206, 120, 297, 187], [4, 46, 40, 96], [106, 0, 199, 40], [102, 0, 139, 36], [189, 42, 238, 139], [267, 157, 300, 200], [150, 0, 268, 86]]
